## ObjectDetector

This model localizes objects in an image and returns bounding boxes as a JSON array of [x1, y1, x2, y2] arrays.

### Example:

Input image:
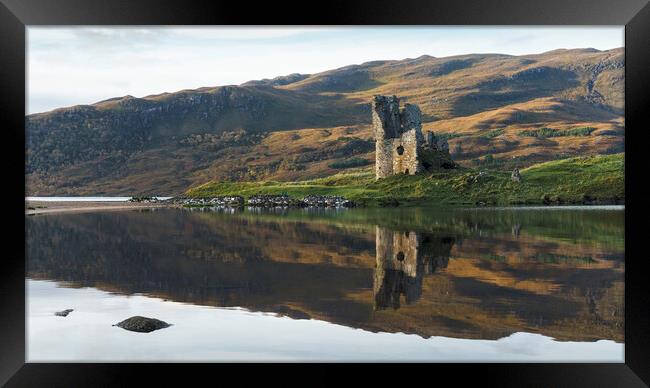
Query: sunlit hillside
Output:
[[26, 48, 624, 195]]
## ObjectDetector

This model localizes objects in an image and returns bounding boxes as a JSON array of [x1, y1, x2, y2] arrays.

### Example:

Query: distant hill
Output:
[[26, 48, 624, 195]]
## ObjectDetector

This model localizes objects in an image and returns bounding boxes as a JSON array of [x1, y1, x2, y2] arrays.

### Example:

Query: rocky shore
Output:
[[166, 196, 245, 207], [168, 194, 354, 208]]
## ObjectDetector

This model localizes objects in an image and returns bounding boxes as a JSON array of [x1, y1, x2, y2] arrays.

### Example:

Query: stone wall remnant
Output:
[[511, 168, 522, 182]]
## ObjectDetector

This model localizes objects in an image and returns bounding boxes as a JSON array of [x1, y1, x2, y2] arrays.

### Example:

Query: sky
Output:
[[27, 26, 624, 114]]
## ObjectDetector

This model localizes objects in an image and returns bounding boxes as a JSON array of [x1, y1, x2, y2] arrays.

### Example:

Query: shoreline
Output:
[[25, 201, 175, 215], [26, 199, 625, 216]]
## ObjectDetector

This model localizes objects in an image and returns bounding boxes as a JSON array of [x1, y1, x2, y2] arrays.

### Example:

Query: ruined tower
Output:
[[372, 95, 455, 180], [372, 95, 423, 179]]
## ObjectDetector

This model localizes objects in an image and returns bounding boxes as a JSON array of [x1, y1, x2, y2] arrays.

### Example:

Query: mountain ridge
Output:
[[26, 47, 624, 195]]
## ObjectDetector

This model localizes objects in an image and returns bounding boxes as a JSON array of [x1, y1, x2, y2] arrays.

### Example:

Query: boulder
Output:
[[113, 316, 171, 333]]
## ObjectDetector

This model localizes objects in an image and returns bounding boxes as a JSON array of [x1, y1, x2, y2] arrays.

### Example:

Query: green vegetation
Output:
[[187, 153, 624, 207], [518, 126, 596, 138], [328, 157, 371, 169], [480, 128, 505, 139], [532, 253, 595, 265]]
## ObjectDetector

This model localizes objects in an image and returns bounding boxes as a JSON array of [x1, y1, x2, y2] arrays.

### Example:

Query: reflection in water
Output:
[[512, 223, 521, 237], [26, 207, 624, 343], [27, 279, 623, 362], [374, 227, 453, 310]]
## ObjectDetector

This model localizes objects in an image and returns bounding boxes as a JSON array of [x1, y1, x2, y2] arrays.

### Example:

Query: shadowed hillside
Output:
[[26, 48, 624, 195]]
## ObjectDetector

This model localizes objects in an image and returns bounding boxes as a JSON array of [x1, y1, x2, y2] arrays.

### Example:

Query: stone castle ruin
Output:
[[372, 95, 455, 179]]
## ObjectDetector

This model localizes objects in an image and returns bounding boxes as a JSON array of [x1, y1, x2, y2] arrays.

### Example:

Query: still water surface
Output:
[[26, 206, 624, 361]]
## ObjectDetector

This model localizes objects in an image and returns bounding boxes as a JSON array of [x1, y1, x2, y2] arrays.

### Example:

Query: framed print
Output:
[[2, 0, 649, 385]]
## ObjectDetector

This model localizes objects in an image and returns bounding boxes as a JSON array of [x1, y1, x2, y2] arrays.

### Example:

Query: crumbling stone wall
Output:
[[372, 95, 455, 179], [392, 129, 421, 176]]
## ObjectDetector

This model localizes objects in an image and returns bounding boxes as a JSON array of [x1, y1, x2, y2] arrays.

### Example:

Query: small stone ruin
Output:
[[372, 95, 455, 180], [511, 168, 522, 182]]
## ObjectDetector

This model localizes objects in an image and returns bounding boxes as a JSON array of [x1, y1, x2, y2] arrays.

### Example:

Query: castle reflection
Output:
[[26, 207, 624, 342], [373, 227, 454, 310]]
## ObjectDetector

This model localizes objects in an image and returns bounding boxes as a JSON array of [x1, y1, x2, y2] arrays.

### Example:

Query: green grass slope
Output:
[[186, 153, 624, 207]]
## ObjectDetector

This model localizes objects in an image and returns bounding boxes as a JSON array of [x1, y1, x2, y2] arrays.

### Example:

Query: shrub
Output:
[[518, 127, 596, 138], [481, 128, 505, 139]]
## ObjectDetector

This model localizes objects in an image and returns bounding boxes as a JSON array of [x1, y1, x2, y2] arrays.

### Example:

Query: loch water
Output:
[[26, 206, 625, 361]]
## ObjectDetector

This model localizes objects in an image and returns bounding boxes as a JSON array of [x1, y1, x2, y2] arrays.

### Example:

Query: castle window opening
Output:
[[396, 145, 404, 155], [396, 251, 405, 261], [405, 169, 409, 174]]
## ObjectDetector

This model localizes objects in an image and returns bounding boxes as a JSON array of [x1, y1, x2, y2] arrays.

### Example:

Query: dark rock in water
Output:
[[55, 309, 73, 317], [113, 316, 171, 333]]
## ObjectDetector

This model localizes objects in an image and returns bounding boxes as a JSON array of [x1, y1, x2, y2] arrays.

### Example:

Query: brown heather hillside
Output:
[[26, 48, 624, 195]]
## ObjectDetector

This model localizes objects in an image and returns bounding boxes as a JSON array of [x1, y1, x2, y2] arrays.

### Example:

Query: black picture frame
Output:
[[2, 0, 649, 385]]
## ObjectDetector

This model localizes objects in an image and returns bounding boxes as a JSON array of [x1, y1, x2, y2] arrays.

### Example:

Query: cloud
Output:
[[27, 26, 624, 114]]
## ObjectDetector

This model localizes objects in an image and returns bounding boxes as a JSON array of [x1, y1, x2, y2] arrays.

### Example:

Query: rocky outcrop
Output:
[[113, 316, 171, 333], [242, 73, 310, 87]]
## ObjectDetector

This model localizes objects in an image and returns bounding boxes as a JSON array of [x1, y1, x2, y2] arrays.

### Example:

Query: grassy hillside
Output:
[[26, 48, 624, 195], [186, 153, 624, 206]]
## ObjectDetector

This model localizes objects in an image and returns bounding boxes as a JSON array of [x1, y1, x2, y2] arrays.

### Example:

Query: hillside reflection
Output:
[[27, 207, 624, 342]]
